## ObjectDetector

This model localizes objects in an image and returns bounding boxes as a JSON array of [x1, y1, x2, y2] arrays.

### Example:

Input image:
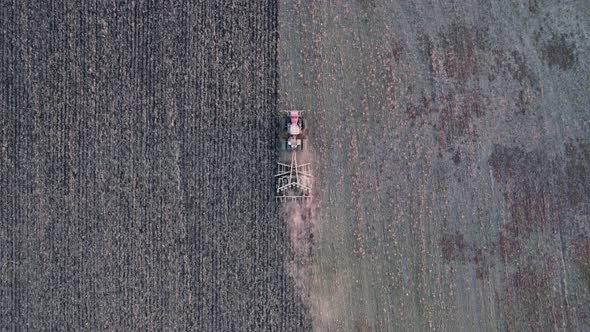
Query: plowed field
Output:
[[0, 1, 310, 330]]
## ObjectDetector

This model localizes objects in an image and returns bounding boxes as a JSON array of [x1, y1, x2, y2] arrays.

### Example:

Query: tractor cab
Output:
[[281, 111, 306, 151], [288, 112, 302, 136]]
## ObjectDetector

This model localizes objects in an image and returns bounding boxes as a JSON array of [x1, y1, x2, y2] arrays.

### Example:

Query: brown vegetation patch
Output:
[[354, 319, 373, 332], [439, 232, 496, 280], [543, 34, 577, 70], [404, 94, 436, 125], [488, 145, 557, 236], [488, 145, 526, 183], [490, 141, 590, 327], [404, 88, 485, 148], [565, 141, 590, 207], [499, 224, 520, 262], [503, 258, 567, 329], [490, 49, 539, 85], [439, 23, 479, 80], [473, 247, 493, 280], [440, 232, 467, 262], [490, 49, 541, 113], [512, 263, 549, 294], [435, 89, 483, 148], [572, 237, 590, 288]]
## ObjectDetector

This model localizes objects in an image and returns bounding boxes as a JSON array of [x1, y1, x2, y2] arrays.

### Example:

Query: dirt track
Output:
[[279, 0, 590, 331]]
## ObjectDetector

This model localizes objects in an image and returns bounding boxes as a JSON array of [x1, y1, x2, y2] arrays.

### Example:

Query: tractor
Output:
[[275, 111, 312, 201], [279, 111, 306, 151]]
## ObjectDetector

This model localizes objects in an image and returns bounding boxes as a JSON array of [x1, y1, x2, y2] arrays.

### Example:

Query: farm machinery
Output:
[[275, 111, 312, 201]]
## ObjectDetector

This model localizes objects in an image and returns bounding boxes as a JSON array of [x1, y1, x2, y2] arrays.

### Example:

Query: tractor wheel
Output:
[[300, 118, 306, 130], [282, 117, 289, 131], [279, 138, 288, 151]]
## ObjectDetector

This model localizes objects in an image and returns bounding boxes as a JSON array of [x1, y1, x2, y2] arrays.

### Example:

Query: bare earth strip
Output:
[[279, 1, 590, 331], [0, 1, 311, 330]]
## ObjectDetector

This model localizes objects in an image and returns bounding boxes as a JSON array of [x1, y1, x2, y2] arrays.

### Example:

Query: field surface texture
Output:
[[2, 0, 590, 331], [0, 1, 312, 330], [278, 0, 590, 331]]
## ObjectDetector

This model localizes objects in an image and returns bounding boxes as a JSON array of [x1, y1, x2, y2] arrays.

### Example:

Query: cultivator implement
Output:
[[275, 154, 312, 201]]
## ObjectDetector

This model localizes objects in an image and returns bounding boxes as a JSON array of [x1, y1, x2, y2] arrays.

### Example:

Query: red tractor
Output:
[[275, 110, 312, 201], [280, 111, 306, 151]]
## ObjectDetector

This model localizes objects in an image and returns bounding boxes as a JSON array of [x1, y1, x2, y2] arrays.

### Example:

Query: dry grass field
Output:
[[279, 0, 590, 331]]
